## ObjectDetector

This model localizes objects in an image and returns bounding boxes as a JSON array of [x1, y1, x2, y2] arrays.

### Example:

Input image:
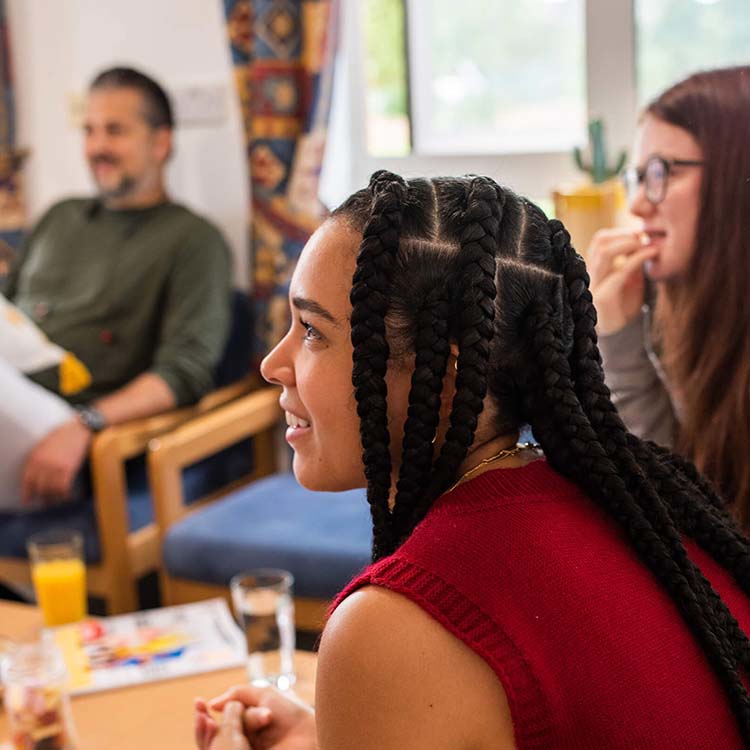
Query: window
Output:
[[324, 0, 749, 208], [364, 0, 586, 157], [408, 0, 585, 155], [636, 0, 750, 105]]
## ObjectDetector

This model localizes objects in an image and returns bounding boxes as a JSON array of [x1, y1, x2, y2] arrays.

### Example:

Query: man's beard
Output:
[[89, 157, 137, 200], [95, 174, 138, 200]]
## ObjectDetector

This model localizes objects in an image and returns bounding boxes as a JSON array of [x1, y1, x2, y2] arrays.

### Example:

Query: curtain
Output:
[[223, 0, 338, 357], [0, 0, 25, 254]]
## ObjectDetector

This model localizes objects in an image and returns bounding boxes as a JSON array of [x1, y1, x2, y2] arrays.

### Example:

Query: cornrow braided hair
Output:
[[332, 173, 750, 740], [416, 177, 500, 526]]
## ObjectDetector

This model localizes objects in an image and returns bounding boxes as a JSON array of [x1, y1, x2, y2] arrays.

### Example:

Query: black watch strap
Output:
[[76, 405, 108, 433]]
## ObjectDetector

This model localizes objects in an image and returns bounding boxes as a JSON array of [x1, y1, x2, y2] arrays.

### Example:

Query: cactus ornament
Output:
[[573, 119, 627, 184]]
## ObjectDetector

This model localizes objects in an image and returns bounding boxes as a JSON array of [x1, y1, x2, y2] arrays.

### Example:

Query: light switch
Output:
[[173, 84, 227, 127]]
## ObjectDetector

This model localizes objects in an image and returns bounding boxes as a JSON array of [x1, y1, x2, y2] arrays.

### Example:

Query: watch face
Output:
[[78, 407, 106, 432]]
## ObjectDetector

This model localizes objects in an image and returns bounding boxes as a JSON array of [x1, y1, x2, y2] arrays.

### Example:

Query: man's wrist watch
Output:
[[75, 405, 108, 433]]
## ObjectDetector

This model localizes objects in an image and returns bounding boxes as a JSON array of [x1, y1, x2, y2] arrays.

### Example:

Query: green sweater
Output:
[[4, 199, 232, 406]]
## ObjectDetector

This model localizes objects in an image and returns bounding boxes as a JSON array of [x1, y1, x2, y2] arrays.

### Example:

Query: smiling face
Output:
[[260, 219, 414, 492], [629, 114, 703, 282], [83, 87, 171, 207]]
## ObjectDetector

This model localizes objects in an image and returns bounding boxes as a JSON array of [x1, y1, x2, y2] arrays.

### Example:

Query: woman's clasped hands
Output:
[[195, 684, 316, 750]]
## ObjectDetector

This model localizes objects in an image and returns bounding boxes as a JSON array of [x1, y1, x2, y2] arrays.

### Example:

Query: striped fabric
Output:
[[223, 0, 339, 359]]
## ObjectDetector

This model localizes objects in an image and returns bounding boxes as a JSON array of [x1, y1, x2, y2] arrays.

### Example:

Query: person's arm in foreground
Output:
[[197, 586, 515, 750]]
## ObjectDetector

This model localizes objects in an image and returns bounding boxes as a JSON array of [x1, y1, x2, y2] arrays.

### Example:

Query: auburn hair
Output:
[[647, 66, 750, 524]]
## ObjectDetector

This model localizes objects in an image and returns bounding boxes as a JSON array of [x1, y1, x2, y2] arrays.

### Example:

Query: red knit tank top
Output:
[[333, 460, 750, 749]]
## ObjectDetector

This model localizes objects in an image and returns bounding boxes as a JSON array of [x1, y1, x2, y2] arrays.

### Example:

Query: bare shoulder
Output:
[[316, 585, 515, 750]]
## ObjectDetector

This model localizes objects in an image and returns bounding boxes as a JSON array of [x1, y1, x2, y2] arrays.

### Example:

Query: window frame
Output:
[[327, 0, 638, 205]]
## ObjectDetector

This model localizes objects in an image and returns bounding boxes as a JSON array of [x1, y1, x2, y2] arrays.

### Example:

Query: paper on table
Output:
[[50, 599, 246, 696]]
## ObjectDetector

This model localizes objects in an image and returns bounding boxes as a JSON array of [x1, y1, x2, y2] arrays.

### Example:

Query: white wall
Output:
[[7, 0, 250, 287]]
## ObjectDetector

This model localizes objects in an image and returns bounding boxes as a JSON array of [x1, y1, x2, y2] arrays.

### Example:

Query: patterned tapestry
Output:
[[224, 0, 339, 357], [0, 0, 26, 254]]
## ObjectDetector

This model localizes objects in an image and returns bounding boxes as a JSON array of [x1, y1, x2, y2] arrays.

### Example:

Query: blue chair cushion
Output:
[[163, 473, 372, 601]]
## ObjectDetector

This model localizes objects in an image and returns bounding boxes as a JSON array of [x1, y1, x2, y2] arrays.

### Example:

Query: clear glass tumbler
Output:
[[27, 529, 87, 627], [1, 641, 78, 750], [230, 569, 295, 690]]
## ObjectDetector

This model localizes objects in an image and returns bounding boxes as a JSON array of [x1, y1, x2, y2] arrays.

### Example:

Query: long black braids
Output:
[[536, 217, 750, 737], [550, 219, 750, 639], [347, 174, 502, 553], [349, 170, 408, 559], [521, 298, 750, 740], [334, 173, 750, 741], [390, 286, 452, 541], [550, 219, 750, 586], [397, 176, 502, 539]]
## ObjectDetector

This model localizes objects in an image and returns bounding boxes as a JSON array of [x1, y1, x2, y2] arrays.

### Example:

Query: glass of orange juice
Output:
[[27, 530, 87, 627]]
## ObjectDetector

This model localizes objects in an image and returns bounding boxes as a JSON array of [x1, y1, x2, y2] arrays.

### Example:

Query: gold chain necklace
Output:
[[446, 442, 540, 494]]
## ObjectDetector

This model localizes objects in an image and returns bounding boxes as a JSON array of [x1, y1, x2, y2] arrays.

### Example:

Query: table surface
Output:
[[0, 600, 316, 750]]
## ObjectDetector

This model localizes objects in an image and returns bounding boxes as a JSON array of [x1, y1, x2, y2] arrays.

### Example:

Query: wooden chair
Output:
[[148, 386, 371, 634], [0, 375, 279, 615]]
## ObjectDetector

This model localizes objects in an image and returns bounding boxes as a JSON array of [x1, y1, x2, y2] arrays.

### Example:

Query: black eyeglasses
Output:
[[622, 155, 704, 205]]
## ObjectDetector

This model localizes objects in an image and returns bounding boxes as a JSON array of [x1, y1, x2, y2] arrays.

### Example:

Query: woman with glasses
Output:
[[589, 66, 750, 527]]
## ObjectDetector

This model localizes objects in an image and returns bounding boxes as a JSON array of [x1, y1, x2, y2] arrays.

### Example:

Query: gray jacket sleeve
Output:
[[598, 314, 678, 448]]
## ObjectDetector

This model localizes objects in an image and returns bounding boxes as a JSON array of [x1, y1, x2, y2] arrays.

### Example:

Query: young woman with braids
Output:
[[589, 66, 750, 527], [195, 172, 750, 750]]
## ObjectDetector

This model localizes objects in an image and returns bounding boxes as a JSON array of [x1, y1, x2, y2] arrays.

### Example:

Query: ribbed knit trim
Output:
[[332, 554, 556, 750], [439, 458, 573, 511]]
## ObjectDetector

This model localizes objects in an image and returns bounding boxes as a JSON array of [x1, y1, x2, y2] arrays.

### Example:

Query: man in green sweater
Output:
[[0, 67, 231, 509]]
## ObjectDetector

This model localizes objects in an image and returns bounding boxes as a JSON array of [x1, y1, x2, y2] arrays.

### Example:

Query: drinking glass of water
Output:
[[230, 569, 295, 690]]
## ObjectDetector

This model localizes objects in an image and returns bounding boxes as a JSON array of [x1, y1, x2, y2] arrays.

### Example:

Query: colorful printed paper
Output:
[[50, 599, 245, 696]]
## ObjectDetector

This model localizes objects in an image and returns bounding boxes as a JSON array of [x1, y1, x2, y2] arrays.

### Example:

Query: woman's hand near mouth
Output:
[[588, 228, 659, 335]]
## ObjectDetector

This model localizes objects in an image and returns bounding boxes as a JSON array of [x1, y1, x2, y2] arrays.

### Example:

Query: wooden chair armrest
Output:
[[86, 375, 260, 593], [90, 408, 192, 462], [86, 408, 202, 594], [90, 374, 259, 461], [148, 386, 282, 530], [197, 373, 263, 411]]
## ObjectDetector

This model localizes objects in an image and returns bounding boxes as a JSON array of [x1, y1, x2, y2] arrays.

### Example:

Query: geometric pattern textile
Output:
[[0, 0, 25, 250], [223, 0, 339, 357]]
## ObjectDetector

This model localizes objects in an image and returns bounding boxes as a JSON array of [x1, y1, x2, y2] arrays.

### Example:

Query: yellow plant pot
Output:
[[552, 179, 627, 258]]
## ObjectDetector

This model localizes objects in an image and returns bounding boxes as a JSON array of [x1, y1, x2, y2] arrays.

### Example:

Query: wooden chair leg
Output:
[[101, 572, 139, 615], [90, 435, 139, 615]]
